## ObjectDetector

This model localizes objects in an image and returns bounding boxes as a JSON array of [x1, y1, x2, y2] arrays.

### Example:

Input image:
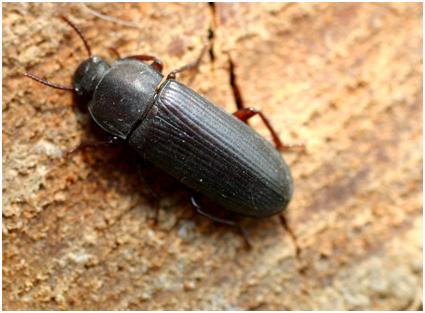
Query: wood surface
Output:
[[3, 3, 422, 310]]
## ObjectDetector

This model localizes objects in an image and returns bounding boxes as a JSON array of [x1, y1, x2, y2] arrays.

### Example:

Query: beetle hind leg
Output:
[[190, 195, 252, 249], [233, 108, 305, 153], [228, 56, 304, 153]]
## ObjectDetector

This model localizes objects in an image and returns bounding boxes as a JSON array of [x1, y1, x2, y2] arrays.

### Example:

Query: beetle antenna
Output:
[[23, 16, 91, 91], [60, 15, 92, 57], [24, 72, 74, 91]]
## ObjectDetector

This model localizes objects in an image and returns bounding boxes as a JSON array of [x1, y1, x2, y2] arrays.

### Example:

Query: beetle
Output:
[[25, 17, 297, 227]]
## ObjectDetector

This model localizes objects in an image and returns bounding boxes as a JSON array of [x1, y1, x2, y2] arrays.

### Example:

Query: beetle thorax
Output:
[[87, 59, 164, 139]]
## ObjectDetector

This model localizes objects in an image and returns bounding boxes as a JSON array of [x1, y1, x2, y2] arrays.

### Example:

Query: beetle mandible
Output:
[[25, 17, 298, 225]]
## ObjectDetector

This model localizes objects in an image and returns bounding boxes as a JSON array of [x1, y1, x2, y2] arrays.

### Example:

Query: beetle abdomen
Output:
[[129, 80, 293, 217]]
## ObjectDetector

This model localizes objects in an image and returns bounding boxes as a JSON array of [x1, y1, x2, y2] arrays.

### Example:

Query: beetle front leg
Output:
[[125, 54, 164, 73], [233, 108, 305, 153], [64, 136, 121, 158]]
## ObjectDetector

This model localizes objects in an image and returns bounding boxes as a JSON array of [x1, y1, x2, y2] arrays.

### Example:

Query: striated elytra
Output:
[[25, 17, 294, 219]]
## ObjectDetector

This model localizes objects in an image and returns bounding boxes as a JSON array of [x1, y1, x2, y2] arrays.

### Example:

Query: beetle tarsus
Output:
[[277, 142, 306, 153]]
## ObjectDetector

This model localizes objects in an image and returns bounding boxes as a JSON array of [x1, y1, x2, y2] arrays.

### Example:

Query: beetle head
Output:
[[73, 56, 110, 103]]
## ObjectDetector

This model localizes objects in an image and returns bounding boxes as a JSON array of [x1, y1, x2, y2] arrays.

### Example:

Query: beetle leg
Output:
[[190, 195, 252, 249], [108, 46, 121, 59], [64, 136, 120, 158], [166, 43, 208, 80], [125, 54, 164, 73], [233, 108, 305, 153], [228, 56, 304, 152], [191, 195, 236, 226]]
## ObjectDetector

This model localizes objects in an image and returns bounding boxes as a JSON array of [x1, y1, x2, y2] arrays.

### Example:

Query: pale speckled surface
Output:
[[3, 3, 422, 310]]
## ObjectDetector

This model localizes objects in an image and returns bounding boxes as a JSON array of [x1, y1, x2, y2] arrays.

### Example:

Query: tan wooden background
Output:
[[3, 3, 422, 310]]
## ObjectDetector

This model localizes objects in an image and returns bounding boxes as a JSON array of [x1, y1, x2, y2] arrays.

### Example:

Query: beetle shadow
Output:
[[72, 114, 189, 214]]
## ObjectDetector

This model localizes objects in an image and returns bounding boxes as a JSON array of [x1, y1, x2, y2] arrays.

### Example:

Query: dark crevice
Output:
[[279, 215, 301, 257], [207, 2, 216, 62], [207, 28, 215, 62], [208, 3, 244, 112], [228, 55, 245, 111], [217, 3, 303, 269]]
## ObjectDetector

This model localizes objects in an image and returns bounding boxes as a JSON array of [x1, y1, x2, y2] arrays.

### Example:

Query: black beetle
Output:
[[25, 17, 297, 224]]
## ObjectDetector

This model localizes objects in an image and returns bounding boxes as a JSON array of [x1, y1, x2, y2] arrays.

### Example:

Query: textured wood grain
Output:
[[3, 3, 422, 310]]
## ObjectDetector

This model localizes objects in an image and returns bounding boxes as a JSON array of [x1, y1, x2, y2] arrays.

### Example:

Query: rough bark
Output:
[[3, 3, 422, 310]]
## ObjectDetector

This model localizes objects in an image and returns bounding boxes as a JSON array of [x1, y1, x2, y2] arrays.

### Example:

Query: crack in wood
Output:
[[207, 3, 216, 63]]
